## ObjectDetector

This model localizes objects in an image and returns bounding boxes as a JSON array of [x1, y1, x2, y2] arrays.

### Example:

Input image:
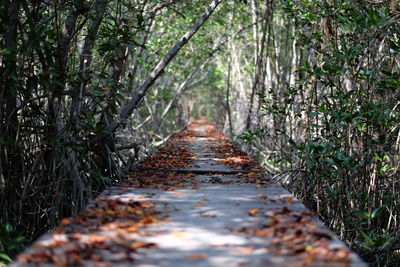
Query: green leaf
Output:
[[0, 253, 12, 262], [371, 206, 384, 219], [358, 229, 373, 245]]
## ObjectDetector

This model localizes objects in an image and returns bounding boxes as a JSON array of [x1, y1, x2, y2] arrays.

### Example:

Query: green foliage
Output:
[[357, 230, 394, 253], [230, 0, 400, 265], [0, 224, 25, 265]]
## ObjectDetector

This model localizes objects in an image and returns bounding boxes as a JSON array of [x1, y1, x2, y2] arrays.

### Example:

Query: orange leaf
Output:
[[257, 194, 267, 199], [247, 208, 259, 216], [61, 218, 71, 224], [89, 234, 106, 243], [187, 253, 207, 260], [176, 182, 185, 188], [140, 216, 156, 224], [247, 172, 257, 177], [194, 202, 207, 207], [237, 246, 254, 254], [131, 241, 156, 249], [253, 229, 270, 236], [189, 185, 201, 189], [165, 187, 176, 191], [125, 225, 139, 232], [69, 252, 80, 261]]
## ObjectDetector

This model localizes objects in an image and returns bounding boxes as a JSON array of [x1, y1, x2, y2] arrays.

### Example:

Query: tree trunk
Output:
[[48, 5, 79, 136], [115, 0, 222, 130], [71, 0, 109, 118], [0, 0, 20, 222], [246, 1, 270, 130], [226, 55, 234, 137]]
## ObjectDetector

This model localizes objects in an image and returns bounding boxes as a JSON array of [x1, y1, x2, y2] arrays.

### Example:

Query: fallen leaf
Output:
[[253, 229, 271, 236], [89, 234, 106, 243], [176, 182, 185, 188], [165, 187, 176, 191], [187, 253, 207, 260], [282, 206, 290, 213], [189, 185, 201, 189], [257, 194, 267, 199], [286, 197, 294, 204], [237, 246, 253, 254], [202, 198, 209, 201], [140, 216, 157, 224], [69, 252, 80, 261], [310, 231, 332, 240], [61, 218, 71, 224], [171, 232, 188, 237], [256, 185, 265, 188], [200, 212, 216, 217], [194, 202, 207, 207], [125, 225, 139, 232], [131, 241, 156, 249], [247, 208, 259, 216]]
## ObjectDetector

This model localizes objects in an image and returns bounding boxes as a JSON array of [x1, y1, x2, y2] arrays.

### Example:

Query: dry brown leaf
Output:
[[140, 216, 157, 224], [200, 212, 216, 217], [237, 246, 254, 254], [61, 218, 71, 224], [257, 194, 267, 199], [187, 253, 207, 260], [131, 241, 156, 249], [253, 229, 271, 236], [176, 182, 186, 188], [125, 225, 139, 232], [194, 202, 207, 207], [189, 185, 201, 189], [247, 208, 259, 216], [89, 234, 106, 243], [165, 187, 177, 191]]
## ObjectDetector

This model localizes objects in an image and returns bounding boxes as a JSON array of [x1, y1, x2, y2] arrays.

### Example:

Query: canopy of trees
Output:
[[1, 0, 399, 266]]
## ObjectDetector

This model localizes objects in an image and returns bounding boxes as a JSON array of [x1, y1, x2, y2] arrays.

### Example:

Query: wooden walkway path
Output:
[[11, 120, 366, 266]]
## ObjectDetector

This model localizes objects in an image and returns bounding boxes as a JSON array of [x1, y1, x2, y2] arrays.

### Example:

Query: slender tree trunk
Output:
[[0, 0, 20, 222], [48, 5, 79, 136], [226, 55, 234, 137], [107, 0, 222, 132], [127, 18, 154, 91], [246, 0, 270, 130], [71, 0, 109, 118]]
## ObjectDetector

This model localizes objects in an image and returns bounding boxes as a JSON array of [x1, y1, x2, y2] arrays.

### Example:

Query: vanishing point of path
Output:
[[11, 120, 366, 267]]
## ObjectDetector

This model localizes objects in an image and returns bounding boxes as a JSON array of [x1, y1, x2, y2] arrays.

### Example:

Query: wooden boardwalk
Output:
[[11, 120, 366, 266]]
